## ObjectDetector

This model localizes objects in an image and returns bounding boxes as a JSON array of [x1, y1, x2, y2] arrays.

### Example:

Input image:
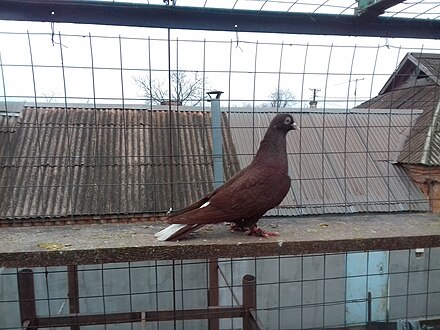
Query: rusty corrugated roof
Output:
[[0, 105, 428, 222], [357, 52, 440, 166], [0, 106, 240, 220], [0, 114, 17, 133]]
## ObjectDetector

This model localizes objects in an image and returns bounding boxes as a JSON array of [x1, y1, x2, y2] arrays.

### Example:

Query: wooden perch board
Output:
[[1, 212, 440, 268]]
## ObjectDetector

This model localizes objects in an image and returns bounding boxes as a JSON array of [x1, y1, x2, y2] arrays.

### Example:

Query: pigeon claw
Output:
[[230, 223, 280, 238], [247, 226, 280, 238]]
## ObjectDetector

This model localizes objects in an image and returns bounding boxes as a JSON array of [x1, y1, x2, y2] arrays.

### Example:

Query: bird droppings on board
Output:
[[37, 242, 67, 251]]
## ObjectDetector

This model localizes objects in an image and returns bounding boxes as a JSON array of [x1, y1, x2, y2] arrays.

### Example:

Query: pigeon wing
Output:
[[168, 165, 291, 225], [166, 165, 251, 218]]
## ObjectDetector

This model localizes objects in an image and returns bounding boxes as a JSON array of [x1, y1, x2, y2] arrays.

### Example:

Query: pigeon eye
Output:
[[284, 117, 292, 125]]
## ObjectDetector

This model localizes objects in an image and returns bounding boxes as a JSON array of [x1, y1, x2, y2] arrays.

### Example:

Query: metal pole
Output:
[[208, 258, 219, 330], [17, 269, 37, 329], [242, 274, 257, 330], [67, 265, 80, 330], [207, 91, 224, 189], [367, 291, 372, 330]]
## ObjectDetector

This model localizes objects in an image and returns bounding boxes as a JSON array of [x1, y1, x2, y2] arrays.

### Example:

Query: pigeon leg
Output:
[[246, 224, 279, 238], [229, 223, 247, 232]]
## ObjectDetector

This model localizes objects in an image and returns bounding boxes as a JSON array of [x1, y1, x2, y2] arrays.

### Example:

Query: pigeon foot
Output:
[[247, 226, 280, 238]]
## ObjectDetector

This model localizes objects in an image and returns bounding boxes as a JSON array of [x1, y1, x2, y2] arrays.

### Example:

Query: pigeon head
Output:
[[252, 113, 297, 174], [270, 113, 298, 133]]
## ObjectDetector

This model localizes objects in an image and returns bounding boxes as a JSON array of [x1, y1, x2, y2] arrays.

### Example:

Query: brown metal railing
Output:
[[17, 268, 260, 330]]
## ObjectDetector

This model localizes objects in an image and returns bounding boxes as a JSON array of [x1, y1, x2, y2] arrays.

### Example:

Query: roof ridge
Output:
[[421, 101, 440, 164]]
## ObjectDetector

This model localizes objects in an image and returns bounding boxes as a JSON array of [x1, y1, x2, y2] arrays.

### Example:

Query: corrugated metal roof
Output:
[[357, 52, 440, 166], [0, 114, 17, 133], [361, 85, 440, 110], [0, 106, 429, 222], [228, 110, 428, 216], [0, 106, 240, 220]]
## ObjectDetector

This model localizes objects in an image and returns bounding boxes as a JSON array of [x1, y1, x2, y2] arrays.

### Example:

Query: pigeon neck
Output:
[[253, 128, 288, 172]]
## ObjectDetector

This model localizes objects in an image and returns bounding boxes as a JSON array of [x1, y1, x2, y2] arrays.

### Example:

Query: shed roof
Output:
[[357, 52, 440, 166], [0, 104, 429, 223]]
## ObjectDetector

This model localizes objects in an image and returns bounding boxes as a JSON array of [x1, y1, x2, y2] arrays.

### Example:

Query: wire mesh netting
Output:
[[0, 11, 440, 330], [1, 27, 439, 222], [1, 249, 440, 329]]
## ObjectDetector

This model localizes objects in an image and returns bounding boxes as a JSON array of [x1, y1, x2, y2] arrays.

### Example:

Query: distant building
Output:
[[357, 52, 440, 211]]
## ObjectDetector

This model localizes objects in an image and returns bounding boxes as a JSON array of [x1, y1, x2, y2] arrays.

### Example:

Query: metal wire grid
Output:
[[100, 0, 440, 19], [95, 0, 358, 15], [382, 0, 440, 19], [0, 29, 437, 223], [0, 248, 439, 329], [0, 30, 438, 107], [0, 8, 438, 330], [0, 30, 410, 106], [174, 0, 358, 15]]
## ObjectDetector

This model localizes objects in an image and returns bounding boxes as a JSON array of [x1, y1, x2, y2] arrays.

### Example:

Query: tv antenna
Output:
[[336, 78, 365, 97]]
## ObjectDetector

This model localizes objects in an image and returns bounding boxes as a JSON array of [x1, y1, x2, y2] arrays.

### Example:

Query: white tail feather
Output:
[[154, 224, 187, 241]]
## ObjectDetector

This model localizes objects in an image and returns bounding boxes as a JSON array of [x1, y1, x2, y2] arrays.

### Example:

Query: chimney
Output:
[[207, 91, 224, 188]]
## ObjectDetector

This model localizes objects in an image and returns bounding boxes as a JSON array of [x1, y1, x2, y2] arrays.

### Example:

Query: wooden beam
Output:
[[0, 0, 439, 39], [1, 213, 439, 268]]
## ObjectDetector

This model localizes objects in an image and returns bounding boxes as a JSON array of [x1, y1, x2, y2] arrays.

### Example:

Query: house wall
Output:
[[403, 164, 440, 212]]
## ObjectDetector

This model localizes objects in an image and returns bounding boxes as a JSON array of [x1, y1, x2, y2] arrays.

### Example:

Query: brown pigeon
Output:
[[155, 113, 298, 241]]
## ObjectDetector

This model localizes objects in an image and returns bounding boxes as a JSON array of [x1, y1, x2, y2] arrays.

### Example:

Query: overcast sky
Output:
[[1, 19, 439, 109]]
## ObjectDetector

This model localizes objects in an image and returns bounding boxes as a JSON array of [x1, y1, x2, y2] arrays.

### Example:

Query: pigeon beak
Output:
[[292, 122, 299, 130]]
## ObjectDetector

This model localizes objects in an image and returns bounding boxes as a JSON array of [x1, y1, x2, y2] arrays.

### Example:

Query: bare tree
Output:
[[42, 91, 56, 103], [134, 71, 205, 106], [268, 88, 295, 108]]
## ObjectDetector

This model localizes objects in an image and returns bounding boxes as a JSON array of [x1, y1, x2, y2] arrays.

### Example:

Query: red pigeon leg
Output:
[[246, 224, 280, 238], [229, 223, 247, 232]]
